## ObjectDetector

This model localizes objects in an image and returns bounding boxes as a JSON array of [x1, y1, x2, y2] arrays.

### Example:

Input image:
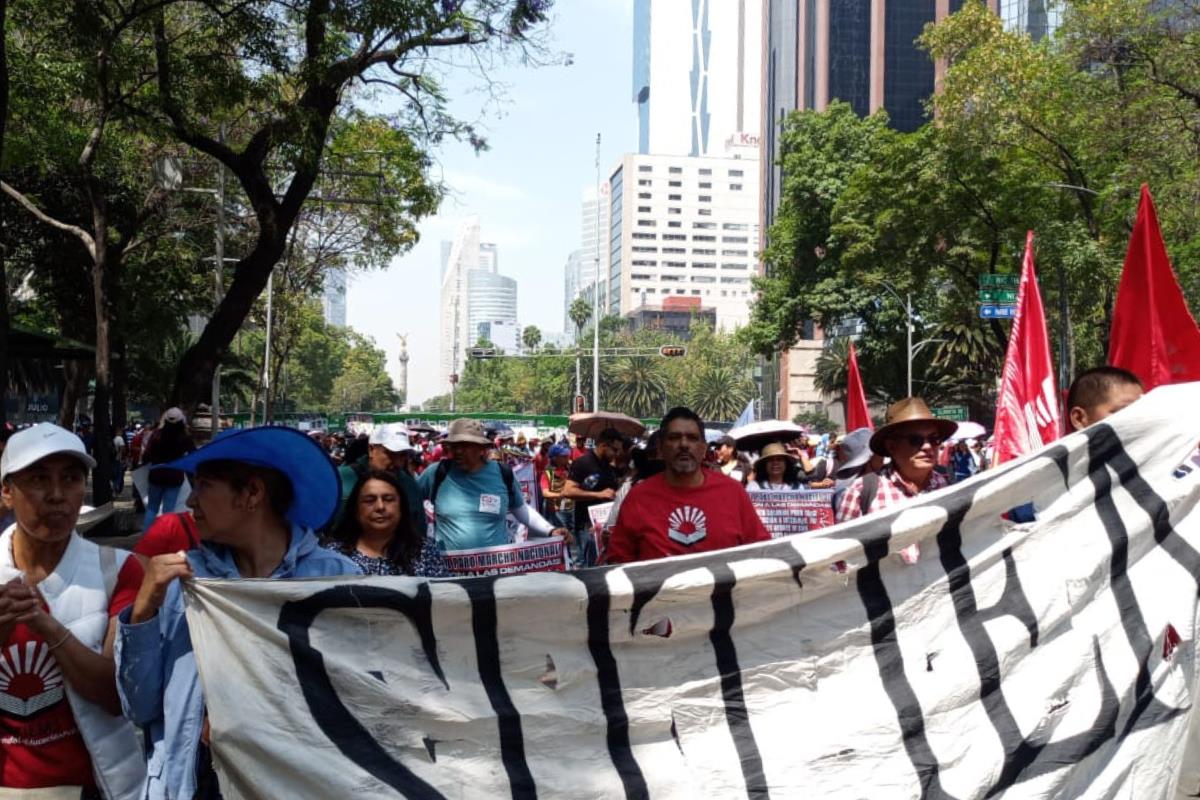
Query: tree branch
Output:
[[0, 181, 96, 257]]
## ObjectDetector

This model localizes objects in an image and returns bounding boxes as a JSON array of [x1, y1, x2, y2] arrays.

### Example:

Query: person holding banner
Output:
[[607, 407, 770, 564], [1066, 366, 1144, 432], [325, 471, 450, 577], [115, 427, 360, 800], [421, 419, 571, 552]]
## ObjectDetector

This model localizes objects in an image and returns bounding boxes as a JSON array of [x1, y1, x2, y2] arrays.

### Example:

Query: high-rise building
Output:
[[999, 0, 1060, 41], [633, 0, 763, 157], [477, 319, 521, 354], [439, 217, 518, 391], [563, 249, 583, 334], [606, 152, 759, 331], [439, 217, 481, 391], [322, 267, 347, 327], [759, 0, 1039, 421], [467, 270, 517, 348]]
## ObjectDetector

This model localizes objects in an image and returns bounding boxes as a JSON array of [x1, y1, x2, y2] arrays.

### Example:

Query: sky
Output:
[[346, 1, 635, 405]]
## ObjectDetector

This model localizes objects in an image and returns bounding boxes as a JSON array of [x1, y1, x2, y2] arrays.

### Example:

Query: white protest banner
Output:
[[512, 460, 538, 508], [441, 536, 566, 577], [184, 383, 1200, 799], [747, 488, 835, 537]]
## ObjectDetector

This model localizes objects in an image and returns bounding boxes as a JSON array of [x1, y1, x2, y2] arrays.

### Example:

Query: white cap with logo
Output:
[[0, 423, 97, 482], [368, 423, 414, 454]]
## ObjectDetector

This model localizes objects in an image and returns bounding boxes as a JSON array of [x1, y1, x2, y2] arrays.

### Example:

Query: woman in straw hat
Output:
[[746, 443, 808, 491], [115, 427, 361, 800]]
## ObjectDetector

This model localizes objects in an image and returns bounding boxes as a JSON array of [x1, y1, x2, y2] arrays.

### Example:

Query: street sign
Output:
[[980, 288, 1019, 303], [932, 404, 969, 422], [979, 304, 1017, 319], [980, 273, 1019, 288]]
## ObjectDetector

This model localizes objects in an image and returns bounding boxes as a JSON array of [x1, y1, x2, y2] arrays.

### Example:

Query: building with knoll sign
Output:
[[758, 0, 1062, 424]]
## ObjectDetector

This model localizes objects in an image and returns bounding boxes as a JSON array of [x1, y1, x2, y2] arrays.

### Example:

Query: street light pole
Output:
[[592, 133, 601, 412], [906, 292, 913, 398]]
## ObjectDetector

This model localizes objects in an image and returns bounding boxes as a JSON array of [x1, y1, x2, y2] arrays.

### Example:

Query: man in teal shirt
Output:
[[421, 418, 571, 552]]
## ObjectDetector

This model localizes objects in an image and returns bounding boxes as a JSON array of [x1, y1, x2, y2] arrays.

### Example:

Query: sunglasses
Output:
[[894, 433, 944, 448]]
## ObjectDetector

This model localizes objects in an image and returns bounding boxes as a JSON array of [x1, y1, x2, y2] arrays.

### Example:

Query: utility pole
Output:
[[592, 133, 601, 412], [906, 292, 913, 398]]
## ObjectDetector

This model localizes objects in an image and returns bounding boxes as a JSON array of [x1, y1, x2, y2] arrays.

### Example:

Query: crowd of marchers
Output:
[[0, 365, 1144, 798]]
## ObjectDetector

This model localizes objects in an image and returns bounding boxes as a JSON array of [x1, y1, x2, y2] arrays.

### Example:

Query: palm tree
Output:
[[569, 296, 592, 341], [688, 365, 754, 422], [521, 325, 542, 353], [606, 356, 666, 417], [813, 337, 851, 407]]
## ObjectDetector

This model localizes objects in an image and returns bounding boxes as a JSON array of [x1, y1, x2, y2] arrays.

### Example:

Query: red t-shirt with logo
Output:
[[132, 512, 199, 558], [0, 556, 144, 789], [607, 470, 771, 564]]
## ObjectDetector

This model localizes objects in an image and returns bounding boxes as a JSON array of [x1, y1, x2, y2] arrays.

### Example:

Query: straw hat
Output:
[[755, 442, 798, 465], [868, 398, 959, 456]]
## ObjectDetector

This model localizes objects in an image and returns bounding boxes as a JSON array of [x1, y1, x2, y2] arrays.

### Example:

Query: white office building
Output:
[[606, 151, 759, 330], [439, 217, 519, 391], [322, 267, 347, 327], [633, 0, 762, 157], [999, 0, 1061, 41], [468, 270, 518, 348], [563, 249, 584, 335], [478, 319, 521, 353]]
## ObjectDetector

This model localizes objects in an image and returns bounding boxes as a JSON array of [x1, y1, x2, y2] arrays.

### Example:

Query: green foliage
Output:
[[793, 409, 837, 434], [568, 296, 592, 337], [521, 325, 542, 352], [752, 0, 1200, 414]]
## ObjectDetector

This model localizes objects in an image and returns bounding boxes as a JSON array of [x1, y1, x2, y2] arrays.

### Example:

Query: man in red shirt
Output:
[[608, 407, 770, 564]]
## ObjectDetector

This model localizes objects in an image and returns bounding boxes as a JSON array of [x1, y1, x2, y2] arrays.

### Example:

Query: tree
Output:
[[745, 102, 893, 357], [569, 295, 592, 340], [331, 334, 398, 412], [606, 356, 667, 418], [688, 365, 753, 423], [135, 1, 557, 407], [521, 324, 542, 352]]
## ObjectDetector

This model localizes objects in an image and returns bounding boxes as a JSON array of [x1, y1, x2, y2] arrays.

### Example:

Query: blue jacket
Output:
[[115, 526, 359, 799]]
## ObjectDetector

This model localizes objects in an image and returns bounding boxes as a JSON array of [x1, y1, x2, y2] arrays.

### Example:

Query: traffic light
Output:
[[659, 345, 687, 357]]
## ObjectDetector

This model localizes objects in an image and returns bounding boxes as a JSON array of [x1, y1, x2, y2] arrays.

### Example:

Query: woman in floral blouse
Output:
[[323, 469, 450, 577]]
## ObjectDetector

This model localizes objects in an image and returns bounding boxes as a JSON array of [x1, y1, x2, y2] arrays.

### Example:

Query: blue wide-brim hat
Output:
[[166, 426, 340, 530]]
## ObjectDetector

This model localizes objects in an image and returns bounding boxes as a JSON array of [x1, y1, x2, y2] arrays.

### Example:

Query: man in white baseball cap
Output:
[[336, 423, 424, 535], [0, 423, 146, 797]]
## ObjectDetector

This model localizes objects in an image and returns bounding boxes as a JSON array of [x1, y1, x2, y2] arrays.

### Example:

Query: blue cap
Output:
[[166, 426, 340, 530], [548, 444, 571, 458]]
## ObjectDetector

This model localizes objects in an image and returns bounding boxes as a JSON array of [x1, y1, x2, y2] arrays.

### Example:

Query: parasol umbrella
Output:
[[484, 422, 516, 440], [728, 419, 806, 453], [950, 421, 987, 441], [406, 422, 437, 434], [568, 411, 646, 440]]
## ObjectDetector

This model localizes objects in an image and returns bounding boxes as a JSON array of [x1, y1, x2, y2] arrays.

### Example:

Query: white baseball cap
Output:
[[1, 423, 97, 481], [368, 423, 414, 454]]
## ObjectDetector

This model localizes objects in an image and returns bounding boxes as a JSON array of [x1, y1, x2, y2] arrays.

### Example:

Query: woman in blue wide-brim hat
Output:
[[113, 426, 361, 800]]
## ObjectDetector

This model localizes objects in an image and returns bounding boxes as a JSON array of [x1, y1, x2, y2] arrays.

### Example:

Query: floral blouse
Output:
[[322, 537, 451, 578]]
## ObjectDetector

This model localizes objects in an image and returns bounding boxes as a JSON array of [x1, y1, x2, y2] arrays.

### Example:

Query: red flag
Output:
[[846, 341, 873, 431], [993, 231, 1060, 465], [1108, 184, 1200, 389]]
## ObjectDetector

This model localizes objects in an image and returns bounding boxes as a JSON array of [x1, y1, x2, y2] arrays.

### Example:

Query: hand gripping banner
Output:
[[183, 383, 1200, 799]]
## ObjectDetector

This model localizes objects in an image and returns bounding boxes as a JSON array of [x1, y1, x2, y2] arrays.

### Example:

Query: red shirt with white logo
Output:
[[0, 557, 143, 789], [607, 470, 771, 564]]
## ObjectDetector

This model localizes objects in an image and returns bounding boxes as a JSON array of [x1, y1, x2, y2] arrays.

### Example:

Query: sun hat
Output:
[[165, 426, 339, 530], [444, 418, 492, 446], [1, 423, 97, 481], [834, 427, 874, 479], [868, 398, 959, 456], [369, 423, 414, 453], [754, 442, 797, 465]]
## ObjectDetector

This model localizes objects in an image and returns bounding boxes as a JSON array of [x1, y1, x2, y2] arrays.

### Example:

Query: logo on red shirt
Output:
[[667, 505, 708, 546], [0, 642, 64, 718]]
